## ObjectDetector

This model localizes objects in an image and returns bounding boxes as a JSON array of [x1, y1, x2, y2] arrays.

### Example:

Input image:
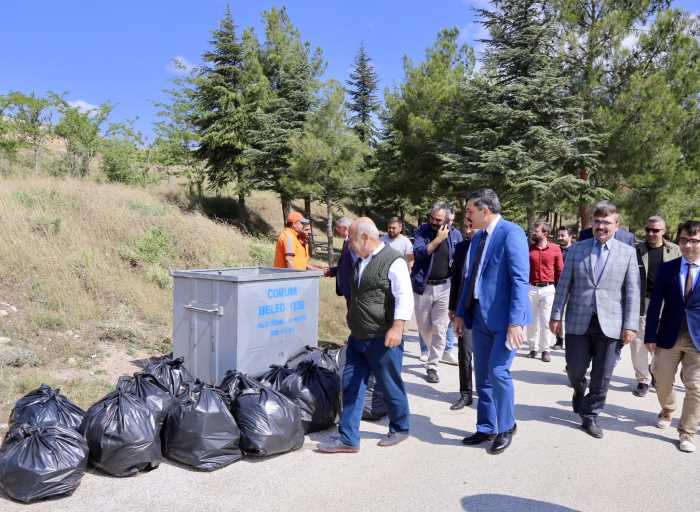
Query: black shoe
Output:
[[581, 417, 603, 439], [528, 350, 537, 358], [541, 351, 551, 362], [426, 368, 439, 383], [633, 383, 649, 397], [462, 431, 496, 445], [450, 394, 473, 410], [572, 392, 584, 414], [488, 424, 517, 454]]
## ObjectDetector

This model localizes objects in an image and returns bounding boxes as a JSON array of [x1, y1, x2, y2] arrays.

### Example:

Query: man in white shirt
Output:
[[380, 217, 414, 269], [317, 217, 414, 453]]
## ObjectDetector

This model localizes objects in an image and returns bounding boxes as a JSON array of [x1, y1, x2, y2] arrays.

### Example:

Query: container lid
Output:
[[170, 266, 323, 282]]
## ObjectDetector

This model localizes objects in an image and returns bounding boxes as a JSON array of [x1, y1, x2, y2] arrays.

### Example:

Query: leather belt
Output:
[[532, 282, 554, 287], [427, 278, 448, 285]]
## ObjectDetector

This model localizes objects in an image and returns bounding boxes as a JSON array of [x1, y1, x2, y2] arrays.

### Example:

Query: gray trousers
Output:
[[414, 281, 451, 371]]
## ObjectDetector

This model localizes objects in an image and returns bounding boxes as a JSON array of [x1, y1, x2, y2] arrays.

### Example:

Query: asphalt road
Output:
[[2, 327, 698, 512]]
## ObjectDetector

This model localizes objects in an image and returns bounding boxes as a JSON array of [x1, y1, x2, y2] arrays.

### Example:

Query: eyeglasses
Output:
[[645, 227, 663, 234], [592, 219, 614, 226], [679, 237, 700, 246]]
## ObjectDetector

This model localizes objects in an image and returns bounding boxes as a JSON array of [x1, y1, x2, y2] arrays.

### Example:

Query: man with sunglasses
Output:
[[645, 220, 700, 453], [633, 216, 680, 397]]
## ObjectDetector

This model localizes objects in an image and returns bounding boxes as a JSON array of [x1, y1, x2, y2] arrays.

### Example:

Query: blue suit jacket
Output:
[[330, 239, 354, 301], [645, 258, 700, 351], [456, 219, 532, 332]]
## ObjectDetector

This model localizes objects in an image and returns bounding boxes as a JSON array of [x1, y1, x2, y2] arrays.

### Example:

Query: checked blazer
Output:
[[550, 237, 640, 340]]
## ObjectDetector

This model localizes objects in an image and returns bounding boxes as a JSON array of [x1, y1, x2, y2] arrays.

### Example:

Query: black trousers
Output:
[[565, 316, 622, 418], [458, 333, 474, 395]]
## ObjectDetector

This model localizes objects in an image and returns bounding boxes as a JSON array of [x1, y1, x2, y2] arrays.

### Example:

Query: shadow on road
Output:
[[409, 414, 466, 446], [461, 494, 581, 512]]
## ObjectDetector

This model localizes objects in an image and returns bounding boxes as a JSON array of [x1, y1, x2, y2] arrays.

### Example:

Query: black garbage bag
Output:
[[0, 424, 88, 503], [116, 373, 175, 430], [362, 374, 389, 421], [224, 373, 304, 457], [257, 365, 294, 391], [286, 345, 341, 374], [144, 355, 194, 396], [163, 381, 242, 471], [278, 361, 340, 433], [79, 390, 161, 477], [9, 384, 85, 432]]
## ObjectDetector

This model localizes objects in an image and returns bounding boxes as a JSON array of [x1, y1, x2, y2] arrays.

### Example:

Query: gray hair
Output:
[[431, 202, 451, 215], [647, 215, 666, 228], [336, 216, 352, 228], [466, 189, 502, 214], [356, 218, 380, 240]]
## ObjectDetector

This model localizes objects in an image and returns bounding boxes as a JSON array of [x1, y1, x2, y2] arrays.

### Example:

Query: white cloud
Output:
[[168, 55, 195, 75], [67, 99, 99, 115]]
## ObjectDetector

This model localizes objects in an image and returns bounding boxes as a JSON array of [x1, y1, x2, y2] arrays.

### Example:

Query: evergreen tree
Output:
[[442, 0, 602, 225], [346, 45, 380, 144], [245, 7, 324, 223], [374, 28, 473, 216], [288, 81, 367, 264], [190, 6, 251, 210]]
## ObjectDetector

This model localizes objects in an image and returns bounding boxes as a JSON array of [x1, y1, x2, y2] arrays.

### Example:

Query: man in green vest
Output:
[[317, 217, 414, 453]]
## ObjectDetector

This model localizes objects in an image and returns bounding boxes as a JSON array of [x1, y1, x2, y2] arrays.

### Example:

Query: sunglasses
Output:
[[644, 227, 663, 234]]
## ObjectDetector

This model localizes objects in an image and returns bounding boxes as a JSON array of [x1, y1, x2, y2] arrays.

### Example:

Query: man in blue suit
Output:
[[645, 219, 700, 453], [454, 189, 531, 454]]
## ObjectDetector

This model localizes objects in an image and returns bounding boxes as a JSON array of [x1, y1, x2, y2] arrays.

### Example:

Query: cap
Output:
[[286, 211, 310, 225]]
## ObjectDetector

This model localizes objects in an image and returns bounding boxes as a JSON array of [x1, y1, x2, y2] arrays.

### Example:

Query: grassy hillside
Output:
[[0, 177, 348, 426]]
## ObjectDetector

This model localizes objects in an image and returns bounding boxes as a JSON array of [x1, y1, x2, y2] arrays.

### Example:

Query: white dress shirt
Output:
[[357, 242, 414, 321], [680, 256, 700, 297], [471, 215, 501, 300]]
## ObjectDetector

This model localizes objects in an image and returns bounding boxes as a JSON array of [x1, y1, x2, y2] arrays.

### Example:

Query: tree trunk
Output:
[[526, 207, 536, 229], [280, 194, 291, 226], [33, 145, 38, 174], [238, 190, 248, 225], [326, 198, 334, 267], [304, 195, 315, 257]]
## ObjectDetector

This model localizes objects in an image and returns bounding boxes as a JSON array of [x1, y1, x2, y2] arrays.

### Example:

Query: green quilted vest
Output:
[[348, 245, 403, 339]]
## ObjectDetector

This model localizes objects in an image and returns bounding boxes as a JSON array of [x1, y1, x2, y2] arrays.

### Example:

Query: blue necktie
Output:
[[594, 243, 606, 284]]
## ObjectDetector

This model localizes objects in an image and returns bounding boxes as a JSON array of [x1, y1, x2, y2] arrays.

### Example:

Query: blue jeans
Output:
[[419, 321, 456, 354], [472, 307, 517, 434], [338, 336, 410, 447]]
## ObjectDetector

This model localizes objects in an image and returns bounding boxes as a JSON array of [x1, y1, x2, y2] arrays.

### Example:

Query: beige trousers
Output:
[[652, 332, 700, 436], [631, 299, 652, 384]]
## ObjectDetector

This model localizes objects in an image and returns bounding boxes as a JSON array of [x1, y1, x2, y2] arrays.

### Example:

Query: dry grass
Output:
[[0, 176, 350, 425]]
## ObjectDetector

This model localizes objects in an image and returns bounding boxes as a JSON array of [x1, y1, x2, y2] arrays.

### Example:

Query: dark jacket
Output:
[[449, 239, 471, 312], [411, 224, 463, 295], [645, 257, 700, 351], [579, 227, 636, 246], [636, 240, 681, 313], [329, 239, 355, 301]]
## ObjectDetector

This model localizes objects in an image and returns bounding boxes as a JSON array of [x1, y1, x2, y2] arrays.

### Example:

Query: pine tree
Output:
[[442, 0, 602, 225], [346, 45, 380, 144], [190, 7, 252, 211], [244, 7, 324, 223]]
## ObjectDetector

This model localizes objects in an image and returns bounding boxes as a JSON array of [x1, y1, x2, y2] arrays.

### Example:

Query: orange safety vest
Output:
[[273, 227, 308, 270]]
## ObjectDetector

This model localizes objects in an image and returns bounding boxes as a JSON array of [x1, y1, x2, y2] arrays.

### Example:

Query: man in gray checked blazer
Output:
[[550, 201, 641, 439]]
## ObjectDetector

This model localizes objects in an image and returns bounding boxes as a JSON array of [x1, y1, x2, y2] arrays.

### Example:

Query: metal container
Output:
[[171, 267, 322, 384]]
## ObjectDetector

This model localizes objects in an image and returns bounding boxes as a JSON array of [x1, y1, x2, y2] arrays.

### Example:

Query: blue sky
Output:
[[2, 0, 697, 140]]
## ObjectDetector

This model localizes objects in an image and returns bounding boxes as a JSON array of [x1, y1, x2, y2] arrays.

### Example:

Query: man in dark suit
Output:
[[325, 217, 355, 309], [645, 219, 700, 453], [448, 217, 474, 410], [454, 189, 531, 454], [579, 201, 636, 246]]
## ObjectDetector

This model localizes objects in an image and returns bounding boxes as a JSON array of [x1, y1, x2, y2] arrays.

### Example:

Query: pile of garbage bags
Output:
[[0, 345, 387, 503]]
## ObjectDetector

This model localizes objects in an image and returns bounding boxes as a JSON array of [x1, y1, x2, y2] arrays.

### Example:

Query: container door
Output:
[[182, 279, 222, 384]]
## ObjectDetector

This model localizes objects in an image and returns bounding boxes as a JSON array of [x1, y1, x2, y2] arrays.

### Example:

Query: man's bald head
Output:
[[350, 217, 380, 257]]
